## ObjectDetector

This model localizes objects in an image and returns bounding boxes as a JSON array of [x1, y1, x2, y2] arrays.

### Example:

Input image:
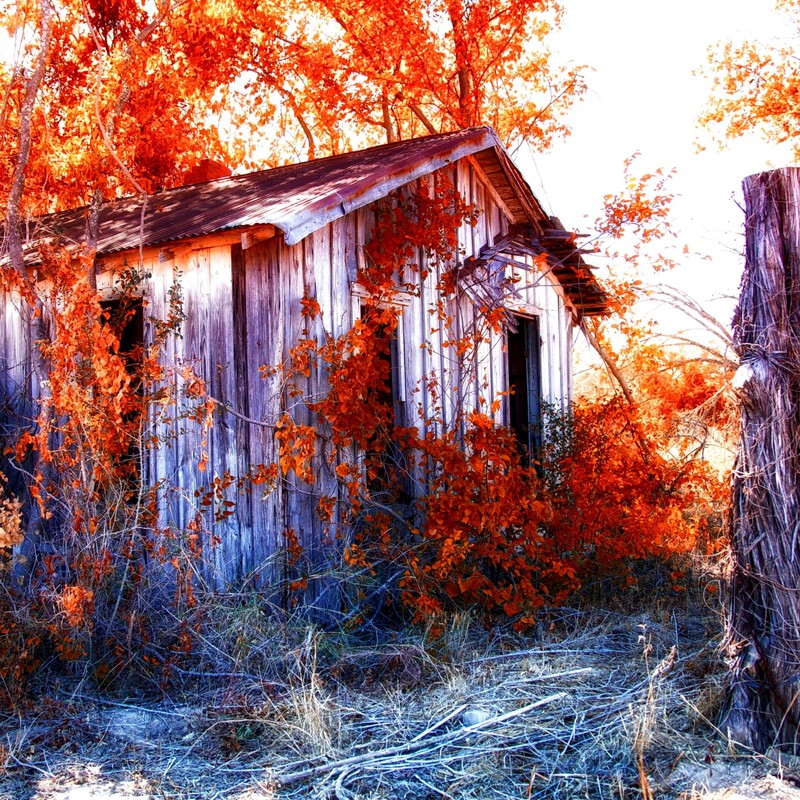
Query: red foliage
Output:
[[279, 175, 728, 623], [544, 397, 724, 577]]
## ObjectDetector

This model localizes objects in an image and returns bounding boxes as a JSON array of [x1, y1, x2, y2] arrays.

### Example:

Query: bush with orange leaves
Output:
[[280, 176, 729, 626], [340, 391, 727, 629], [542, 398, 727, 589], [390, 415, 569, 624], [0, 253, 208, 700]]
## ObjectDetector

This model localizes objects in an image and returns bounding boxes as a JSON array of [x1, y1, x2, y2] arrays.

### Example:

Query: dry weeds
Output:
[[1, 594, 798, 799]]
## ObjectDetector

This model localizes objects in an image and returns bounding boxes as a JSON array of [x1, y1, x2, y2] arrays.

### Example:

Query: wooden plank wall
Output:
[[153, 228, 356, 609], [0, 288, 33, 498], [0, 289, 31, 417], [387, 163, 573, 440], [145, 246, 241, 590]]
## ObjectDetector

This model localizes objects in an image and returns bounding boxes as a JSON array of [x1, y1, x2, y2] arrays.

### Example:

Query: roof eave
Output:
[[278, 127, 501, 245]]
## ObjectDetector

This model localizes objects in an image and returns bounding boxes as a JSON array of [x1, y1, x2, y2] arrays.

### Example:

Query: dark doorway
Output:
[[100, 295, 145, 475], [360, 306, 409, 499], [507, 315, 542, 460], [100, 295, 144, 369]]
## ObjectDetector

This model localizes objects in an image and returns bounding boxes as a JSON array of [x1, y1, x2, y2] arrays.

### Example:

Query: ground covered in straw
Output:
[[2, 594, 800, 799]]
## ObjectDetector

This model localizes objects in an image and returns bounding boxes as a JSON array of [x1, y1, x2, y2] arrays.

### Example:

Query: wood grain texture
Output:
[[726, 167, 800, 751]]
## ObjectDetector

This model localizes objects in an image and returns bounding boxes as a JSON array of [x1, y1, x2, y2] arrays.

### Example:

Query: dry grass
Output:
[[1, 587, 758, 800]]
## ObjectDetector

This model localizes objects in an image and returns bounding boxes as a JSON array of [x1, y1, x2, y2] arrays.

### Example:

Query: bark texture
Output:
[[726, 168, 800, 750]]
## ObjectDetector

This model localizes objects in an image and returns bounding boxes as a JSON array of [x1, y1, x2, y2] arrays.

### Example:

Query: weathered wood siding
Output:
[[0, 290, 31, 417], [385, 163, 573, 439], [137, 229, 354, 607], [0, 288, 34, 498]]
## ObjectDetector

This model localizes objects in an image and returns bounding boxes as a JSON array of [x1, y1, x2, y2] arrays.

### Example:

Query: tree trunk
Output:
[[726, 167, 800, 751]]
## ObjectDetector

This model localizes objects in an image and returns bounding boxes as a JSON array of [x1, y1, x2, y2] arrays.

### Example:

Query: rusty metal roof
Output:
[[24, 126, 606, 317]]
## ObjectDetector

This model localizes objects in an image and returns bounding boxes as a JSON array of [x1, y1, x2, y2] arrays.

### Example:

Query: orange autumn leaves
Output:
[[547, 397, 725, 574], [394, 418, 563, 620], [0, 0, 584, 218], [391, 391, 726, 622], [270, 177, 728, 623], [5, 256, 147, 530], [701, 0, 800, 159]]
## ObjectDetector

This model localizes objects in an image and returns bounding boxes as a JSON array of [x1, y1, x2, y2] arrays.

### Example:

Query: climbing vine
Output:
[[270, 173, 726, 625]]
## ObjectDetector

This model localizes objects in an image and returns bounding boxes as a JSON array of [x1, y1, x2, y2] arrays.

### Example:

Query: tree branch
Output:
[[408, 101, 437, 134], [580, 320, 636, 406], [5, 0, 52, 277]]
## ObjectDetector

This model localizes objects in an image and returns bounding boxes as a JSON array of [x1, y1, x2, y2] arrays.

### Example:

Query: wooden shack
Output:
[[1, 127, 605, 607]]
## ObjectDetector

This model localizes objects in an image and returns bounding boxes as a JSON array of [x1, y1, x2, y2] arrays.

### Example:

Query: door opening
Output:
[[506, 315, 542, 460], [360, 306, 408, 499], [100, 295, 144, 478]]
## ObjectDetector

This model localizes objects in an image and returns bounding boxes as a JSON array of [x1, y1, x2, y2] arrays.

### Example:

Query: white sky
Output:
[[521, 0, 797, 329]]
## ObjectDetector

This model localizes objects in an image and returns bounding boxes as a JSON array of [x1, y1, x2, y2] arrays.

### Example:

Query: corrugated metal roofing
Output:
[[31, 128, 505, 252], [22, 126, 606, 316]]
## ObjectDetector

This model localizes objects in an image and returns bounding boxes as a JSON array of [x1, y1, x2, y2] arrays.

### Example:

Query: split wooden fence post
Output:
[[727, 167, 800, 750]]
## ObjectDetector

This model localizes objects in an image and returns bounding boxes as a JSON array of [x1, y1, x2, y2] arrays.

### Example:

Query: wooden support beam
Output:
[[466, 155, 516, 223], [241, 225, 277, 250]]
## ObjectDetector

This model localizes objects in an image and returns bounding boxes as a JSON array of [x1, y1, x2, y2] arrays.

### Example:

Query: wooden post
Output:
[[726, 168, 800, 750]]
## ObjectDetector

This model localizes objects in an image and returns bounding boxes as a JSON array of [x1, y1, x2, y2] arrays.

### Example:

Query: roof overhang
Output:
[[9, 127, 607, 318]]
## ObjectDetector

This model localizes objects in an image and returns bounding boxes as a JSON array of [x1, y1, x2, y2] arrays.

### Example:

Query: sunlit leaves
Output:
[[1, 0, 587, 216], [544, 397, 726, 581], [701, 2, 800, 156], [596, 154, 677, 278]]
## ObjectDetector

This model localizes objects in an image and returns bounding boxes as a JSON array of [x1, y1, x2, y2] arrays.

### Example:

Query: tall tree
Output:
[[0, 0, 253, 216], [3, 0, 52, 273], [241, 0, 587, 157], [1, 0, 586, 217]]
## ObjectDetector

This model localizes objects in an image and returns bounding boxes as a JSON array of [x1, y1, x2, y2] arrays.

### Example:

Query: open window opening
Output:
[[101, 295, 144, 370], [360, 305, 408, 500], [506, 315, 542, 461], [100, 295, 145, 477]]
